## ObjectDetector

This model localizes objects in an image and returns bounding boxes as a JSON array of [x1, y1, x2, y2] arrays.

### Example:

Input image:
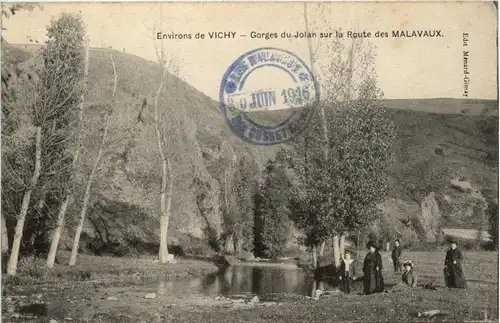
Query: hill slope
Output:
[[3, 42, 498, 254]]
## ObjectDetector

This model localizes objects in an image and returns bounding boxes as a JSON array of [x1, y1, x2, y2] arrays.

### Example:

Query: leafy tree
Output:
[[4, 13, 86, 275], [227, 155, 259, 254], [35, 13, 87, 258], [287, 36, 395, 267], [254, 159, 291, 258]]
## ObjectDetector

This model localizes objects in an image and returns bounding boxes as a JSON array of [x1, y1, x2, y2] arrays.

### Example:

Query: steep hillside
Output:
[[3, 43, 498, 254]]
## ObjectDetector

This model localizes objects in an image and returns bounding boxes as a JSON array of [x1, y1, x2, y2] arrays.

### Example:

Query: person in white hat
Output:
[[388, 260, 418, 292]]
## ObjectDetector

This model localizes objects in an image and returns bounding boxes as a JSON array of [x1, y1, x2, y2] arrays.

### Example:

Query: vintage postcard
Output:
[[1, 2, 498, 322]]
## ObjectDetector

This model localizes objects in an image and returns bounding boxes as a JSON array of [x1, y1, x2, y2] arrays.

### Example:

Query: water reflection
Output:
[[156, 265, 337, 297]]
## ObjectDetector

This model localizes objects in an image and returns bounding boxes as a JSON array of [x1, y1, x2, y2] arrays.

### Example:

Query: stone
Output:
[[166, 254, 174, 262], [106, 296, 118, 301], [231, 299, 245, 303], [450, 178, 473, 193], [419, 192, 441, 242], [249, 295, 259, 303], [233, 294, 247, 298], [49, 320, 58, 323], [144, 293, 156, 299], [263, 302, 277, 307], [238, 251, 255, 261]]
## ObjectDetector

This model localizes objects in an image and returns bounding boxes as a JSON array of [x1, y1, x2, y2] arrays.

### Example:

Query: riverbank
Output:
[[2, 251, 498, 322], [2, 252, 219, 287]]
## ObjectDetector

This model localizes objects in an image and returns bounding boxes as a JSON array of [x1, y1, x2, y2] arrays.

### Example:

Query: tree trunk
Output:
[[1, 212, 8, 254], [311, 246, 317, 269], [332, 235, 341, 268], [69, 113, 110, 266], [154, 66, 173, 264], [235, 237, 242, 255], [311, 279, 317, 297], [224, 233, 235, 254], [317, 240, 325, 267], [46, 197, 68, 268], [339, 234, 346, 259], [7, 126, 42, 275], [47, 40, 89, 269], [319, 240, 325, 257]]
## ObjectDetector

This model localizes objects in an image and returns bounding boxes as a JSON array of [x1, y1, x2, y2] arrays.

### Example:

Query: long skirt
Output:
[[364, 271, 384, 294], [444, 265, 467, 288]]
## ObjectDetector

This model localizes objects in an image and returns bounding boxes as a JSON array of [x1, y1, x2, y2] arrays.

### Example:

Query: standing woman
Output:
[[363, 241, 385, 295], [444, 241, 467, 289]]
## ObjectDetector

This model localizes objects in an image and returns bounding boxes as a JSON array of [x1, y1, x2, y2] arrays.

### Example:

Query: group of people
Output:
[[338, 239, 468, 295]]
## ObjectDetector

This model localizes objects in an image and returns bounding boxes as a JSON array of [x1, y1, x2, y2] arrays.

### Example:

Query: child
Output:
[[391, 239, 402, 273], [339, 250, 358, 294]]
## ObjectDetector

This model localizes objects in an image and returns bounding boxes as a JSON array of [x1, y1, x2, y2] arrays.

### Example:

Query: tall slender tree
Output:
[[289, 3, 394, 269], [254, 159, 291, 258], [46, 39, 89, 268], [5, 13, 86, 275], [69, 52, 118, 266], [150, 8, 179, 263]]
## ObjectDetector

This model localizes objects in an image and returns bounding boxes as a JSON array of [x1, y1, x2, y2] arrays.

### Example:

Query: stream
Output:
[[154, 264, 341, 298]]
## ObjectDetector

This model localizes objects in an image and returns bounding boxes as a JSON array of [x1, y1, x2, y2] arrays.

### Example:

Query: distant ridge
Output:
[[9, 43, 498, 117], [381, 98, 498, 116]]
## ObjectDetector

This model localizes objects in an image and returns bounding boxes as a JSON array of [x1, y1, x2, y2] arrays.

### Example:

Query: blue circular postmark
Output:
[[219, 47, 320, 145]]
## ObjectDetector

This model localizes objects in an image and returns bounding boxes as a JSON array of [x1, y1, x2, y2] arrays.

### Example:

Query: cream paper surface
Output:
[[3, 2, 497, 102]]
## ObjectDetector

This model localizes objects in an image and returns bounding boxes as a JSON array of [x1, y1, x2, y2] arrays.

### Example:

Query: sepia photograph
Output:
[[0, 2, 498, 322]]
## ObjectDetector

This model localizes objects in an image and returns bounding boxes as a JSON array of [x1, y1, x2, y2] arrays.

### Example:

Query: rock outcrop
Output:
[[419, 192, 441, 242]]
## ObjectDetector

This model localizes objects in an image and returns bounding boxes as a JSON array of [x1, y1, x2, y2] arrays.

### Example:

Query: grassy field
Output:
[[2, 251, 497, 323]]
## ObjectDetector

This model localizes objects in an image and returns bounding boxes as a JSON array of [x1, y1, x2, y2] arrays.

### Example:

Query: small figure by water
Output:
[[339, 250, 359, 294], [363, 241, 385, 295], [391, 239, 403, 273], [389, 260, 418, 292], [444, 241, 467, 289]]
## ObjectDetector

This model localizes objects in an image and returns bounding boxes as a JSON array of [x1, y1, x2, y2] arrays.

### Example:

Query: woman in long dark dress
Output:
[[363, 241, 385, 294], [444, 241, 467, 288]]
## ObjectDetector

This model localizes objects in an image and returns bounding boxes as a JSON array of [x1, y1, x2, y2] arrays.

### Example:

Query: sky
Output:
[[3, 2, 498, 101]]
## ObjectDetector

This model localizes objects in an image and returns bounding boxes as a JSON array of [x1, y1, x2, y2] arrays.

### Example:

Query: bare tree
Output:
[[68, 52, 117, 266], [149, 8, 179, 263]]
